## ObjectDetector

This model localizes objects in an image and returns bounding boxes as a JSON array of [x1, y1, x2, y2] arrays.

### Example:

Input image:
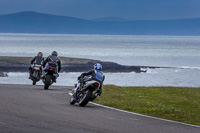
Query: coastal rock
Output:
[[0, 72, 8, 77], [0, 56, 145, 73]]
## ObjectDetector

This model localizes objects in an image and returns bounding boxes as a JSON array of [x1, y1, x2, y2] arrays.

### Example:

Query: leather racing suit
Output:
[[42, 55, 61, 78]]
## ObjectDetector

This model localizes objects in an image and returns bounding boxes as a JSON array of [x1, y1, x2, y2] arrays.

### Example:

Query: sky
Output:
[[0, 0, 200, 20]]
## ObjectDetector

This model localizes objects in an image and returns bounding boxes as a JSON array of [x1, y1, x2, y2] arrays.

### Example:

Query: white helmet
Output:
[[94, 63, 102, 71]]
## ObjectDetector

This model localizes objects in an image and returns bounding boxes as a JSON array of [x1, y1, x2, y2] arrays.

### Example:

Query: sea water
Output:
[[0, 33, 200, 87]]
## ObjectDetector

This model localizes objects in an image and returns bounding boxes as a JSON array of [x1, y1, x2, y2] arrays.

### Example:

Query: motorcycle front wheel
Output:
[[70, 97, 76, 105]]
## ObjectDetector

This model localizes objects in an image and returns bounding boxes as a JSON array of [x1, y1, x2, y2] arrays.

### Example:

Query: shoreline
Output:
[[0, 56, 168, 73], [1, 70, 200, 88]]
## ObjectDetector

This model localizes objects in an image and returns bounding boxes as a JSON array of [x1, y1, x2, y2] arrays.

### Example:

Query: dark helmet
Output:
[[38, 52, 43, 57], [52, 51, 58, 56]]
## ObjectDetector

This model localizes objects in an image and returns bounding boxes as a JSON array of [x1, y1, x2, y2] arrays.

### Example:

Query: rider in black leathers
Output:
[[29, 52, 44, 79], [42, 51, 61, 80]]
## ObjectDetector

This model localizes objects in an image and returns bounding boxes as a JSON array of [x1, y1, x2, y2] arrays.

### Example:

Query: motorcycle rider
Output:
[[42, 51, 61, 81], [76, 63, 105, 96], [29, 52, 44, 79]]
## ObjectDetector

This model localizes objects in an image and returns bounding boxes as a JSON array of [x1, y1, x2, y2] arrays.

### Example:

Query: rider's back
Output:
[[32, 56, 44, 65], [31, 56, 44, 65], [83, 69, 105, 83], [46, 55, 60, 65]]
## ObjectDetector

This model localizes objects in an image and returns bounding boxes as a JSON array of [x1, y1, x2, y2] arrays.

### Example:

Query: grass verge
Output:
[[94, 85, 200, 126]]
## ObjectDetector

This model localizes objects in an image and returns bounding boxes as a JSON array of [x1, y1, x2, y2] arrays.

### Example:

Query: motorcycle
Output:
[[70, 77, 101, 107], [42, 63, 57, 90], [31, 64, 42, 85]]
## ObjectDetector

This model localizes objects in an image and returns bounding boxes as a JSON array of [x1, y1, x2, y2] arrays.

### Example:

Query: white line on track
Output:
[[68, 92, 200, 128]]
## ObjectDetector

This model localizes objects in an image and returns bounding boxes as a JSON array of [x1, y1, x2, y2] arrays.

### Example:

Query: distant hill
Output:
[[0, 11, 200, 35], [91, 17, 133, 21]]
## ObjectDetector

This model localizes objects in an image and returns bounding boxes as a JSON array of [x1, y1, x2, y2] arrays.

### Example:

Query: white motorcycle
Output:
[[70, 77, 101, 107]]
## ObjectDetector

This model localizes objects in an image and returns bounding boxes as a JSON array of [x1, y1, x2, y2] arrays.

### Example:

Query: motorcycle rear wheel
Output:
[[79, 90, 92, 107], [44, 75, 51, 90], [32, 78, 37, 85], [32, 71, 39, 85]]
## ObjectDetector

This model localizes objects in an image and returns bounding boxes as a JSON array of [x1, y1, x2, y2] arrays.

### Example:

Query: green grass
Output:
[[94, 85, 200, 126]]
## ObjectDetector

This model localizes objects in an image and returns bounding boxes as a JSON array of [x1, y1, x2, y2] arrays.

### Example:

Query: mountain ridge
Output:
[[0, 11, 200, 35]]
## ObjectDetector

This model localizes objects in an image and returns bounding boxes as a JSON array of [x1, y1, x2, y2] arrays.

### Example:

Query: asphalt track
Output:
[[0, 84, 199, 133]]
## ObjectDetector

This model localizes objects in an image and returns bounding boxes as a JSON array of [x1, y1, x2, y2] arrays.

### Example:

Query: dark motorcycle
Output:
[[42, 64, 57, 90], [31, 64, 42, 85], [70, 77, 101, 107]]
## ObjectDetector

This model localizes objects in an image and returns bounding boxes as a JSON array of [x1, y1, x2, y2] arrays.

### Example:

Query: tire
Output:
[[79, 90, 92, 107], [32, 78, 36, 85], [33, 71, 38, 78], [90, 94, 97, 101], [32, 71, 38, 85], [70, 97, 76, 105], [44, 75, 51, 90], [37, 71, 41, 80]]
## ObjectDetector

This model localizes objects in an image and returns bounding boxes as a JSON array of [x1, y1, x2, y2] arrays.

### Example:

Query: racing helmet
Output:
[[38, 52, 43, 57], [94, 63, 102, 71], [52, 51, 58, 56]]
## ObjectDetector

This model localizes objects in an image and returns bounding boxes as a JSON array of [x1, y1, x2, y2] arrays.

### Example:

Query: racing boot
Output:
[[28, 71, 32, 79], [96, 89, 102, 96]]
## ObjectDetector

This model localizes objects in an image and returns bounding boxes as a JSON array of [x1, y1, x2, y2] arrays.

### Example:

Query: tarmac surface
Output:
[[0, 84, 199, 133]]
